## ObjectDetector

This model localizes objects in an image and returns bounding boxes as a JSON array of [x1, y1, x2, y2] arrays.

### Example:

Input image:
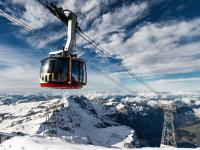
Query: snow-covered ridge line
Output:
[[0, 92, 200, 149]]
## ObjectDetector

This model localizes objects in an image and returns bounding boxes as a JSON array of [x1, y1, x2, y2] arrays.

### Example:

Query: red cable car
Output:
[[39, 7, 87, 89], [40, 56, 87, 89]]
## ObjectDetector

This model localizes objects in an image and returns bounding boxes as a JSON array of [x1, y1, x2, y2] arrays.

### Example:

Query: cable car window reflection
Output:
[[57, 59, 68, 82], [40, 60, 49, 74], [83, 63, 86, 84], [72, 60, 80, 83], [40, 58, 69, 82], [79, 63, 83, 83], [79, 63, 84, 83], [49, 60, 56, 72]]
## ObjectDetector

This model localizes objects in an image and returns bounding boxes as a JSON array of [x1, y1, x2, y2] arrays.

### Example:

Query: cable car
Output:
[[39, 7, 87, 89], [40, 55, 87, 89]]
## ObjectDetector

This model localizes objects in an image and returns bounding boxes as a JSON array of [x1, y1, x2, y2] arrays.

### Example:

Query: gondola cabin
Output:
[[40, 55, 87, 89]]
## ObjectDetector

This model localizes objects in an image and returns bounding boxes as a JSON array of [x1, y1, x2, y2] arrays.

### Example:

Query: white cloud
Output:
[[81, 0, 99, 13], [85, 72, 132, 93], [83, 1, 148, 43], [154, 77, 200, 83], [148, 77, 200, 92], [193, 108, 200, 118], [61, 0, 108, 27], [0, 0, 66, 49], [10, 0, 57, 29], [24, 29, 66, 49], [3, 0, 149, 50], [0, 45, 41, 93], [99, 19, 200, 76]]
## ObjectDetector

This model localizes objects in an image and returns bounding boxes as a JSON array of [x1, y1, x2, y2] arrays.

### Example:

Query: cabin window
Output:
[[71, 60, 80, 83], [40, 58, 69, 82]]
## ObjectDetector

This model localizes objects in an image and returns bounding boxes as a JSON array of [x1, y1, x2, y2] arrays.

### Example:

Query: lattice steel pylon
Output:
[[160, 103, 177, 147]]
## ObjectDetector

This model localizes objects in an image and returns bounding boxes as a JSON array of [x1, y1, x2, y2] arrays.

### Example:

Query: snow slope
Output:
[[0, 94, 138, 148], [1, 136, 200, 150]]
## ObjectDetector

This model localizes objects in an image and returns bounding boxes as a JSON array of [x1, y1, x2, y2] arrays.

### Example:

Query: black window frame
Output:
[[71, 59, 87, 85]]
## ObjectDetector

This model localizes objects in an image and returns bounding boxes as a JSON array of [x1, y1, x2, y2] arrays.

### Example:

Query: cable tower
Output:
[[160, 103, 177, 147]]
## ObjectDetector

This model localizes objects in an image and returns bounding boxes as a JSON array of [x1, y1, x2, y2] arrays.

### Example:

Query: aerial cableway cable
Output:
[[0, 8, 62, 49], [76, 47, 136, 94], [0, 7, 135, 93], [88, 63, 136, 94], [37, 0, 49, 8], [77, 31, 160, 96]]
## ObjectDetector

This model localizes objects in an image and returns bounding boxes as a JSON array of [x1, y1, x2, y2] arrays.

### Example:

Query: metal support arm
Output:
[[64, 12, 77, 55], [47, 4, 77, 56]]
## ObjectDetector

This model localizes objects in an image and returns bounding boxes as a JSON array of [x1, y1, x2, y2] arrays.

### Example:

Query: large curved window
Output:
[[71, 60, 86, 84], [40, 57, 86, 85], [71, 60, 79, 83], [80, 62, 86, 84], [40, 57, 69, 82]]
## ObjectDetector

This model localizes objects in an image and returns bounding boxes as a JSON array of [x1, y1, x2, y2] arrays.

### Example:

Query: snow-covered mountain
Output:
[[0, 92, 200, 149], [0, 93, 139, 148]]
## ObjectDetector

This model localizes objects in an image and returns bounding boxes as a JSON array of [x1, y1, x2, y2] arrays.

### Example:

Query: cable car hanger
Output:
[[39, 3, 87, 89]]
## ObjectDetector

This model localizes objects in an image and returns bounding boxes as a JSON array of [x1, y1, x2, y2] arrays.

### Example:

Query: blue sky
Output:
[[0, 0, 200, 93]]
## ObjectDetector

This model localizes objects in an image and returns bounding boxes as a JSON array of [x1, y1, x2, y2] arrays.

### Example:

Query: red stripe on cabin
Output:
[[40, 83, 82, 89]]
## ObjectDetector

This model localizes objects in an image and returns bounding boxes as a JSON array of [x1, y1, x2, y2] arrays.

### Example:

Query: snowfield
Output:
[[1, 136, 200, 150], [0, 92, 200, 149]]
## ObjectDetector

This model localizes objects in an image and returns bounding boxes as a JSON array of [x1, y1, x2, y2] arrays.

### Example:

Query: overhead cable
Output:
[[77, 31, 160, 96], [0, 8, 62, 49]]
